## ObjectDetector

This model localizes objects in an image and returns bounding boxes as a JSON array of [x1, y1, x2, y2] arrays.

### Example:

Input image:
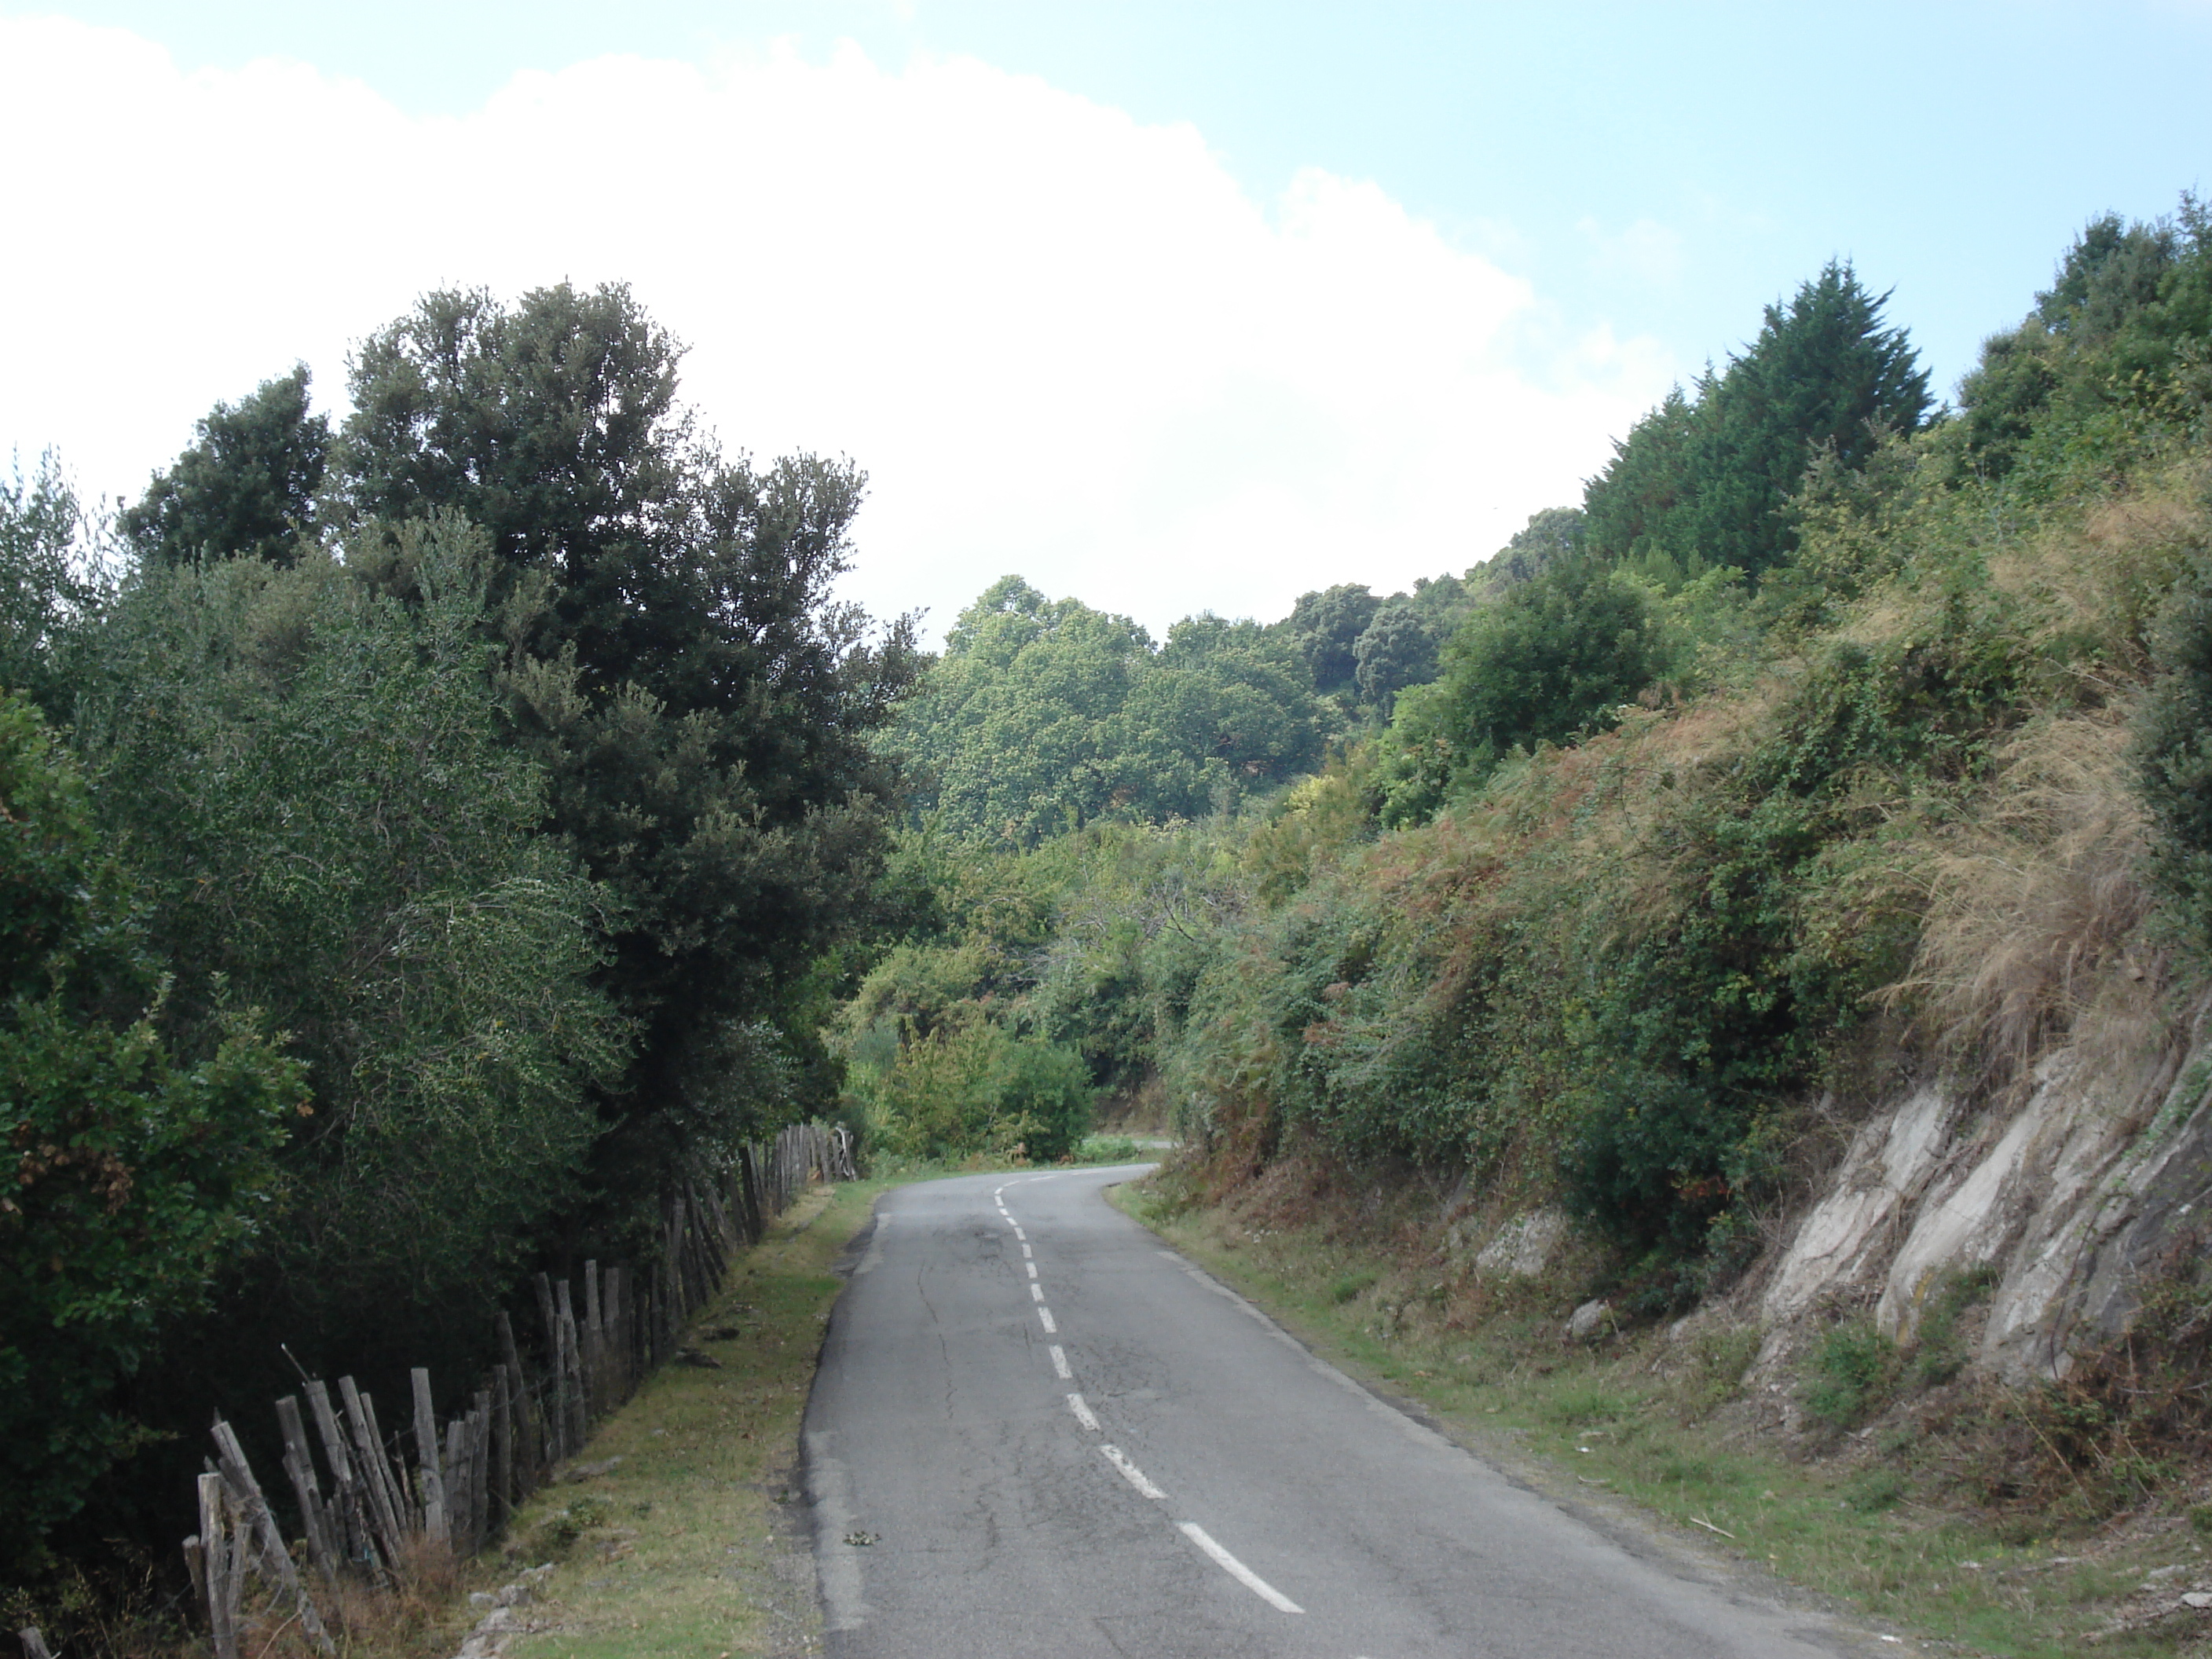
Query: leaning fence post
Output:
[[274, 1394, 340, 1589], [210, 1419, 335, 1654]]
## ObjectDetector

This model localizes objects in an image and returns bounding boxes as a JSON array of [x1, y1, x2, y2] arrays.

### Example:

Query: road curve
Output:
[[803, 1165, 1881, 1658]]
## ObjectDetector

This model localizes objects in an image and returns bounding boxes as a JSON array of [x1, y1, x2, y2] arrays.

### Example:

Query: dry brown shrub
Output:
[[1882, 709, 2159, 1100]]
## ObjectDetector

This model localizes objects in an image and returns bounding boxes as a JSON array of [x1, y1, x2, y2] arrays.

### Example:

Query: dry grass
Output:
[[1881, 709, 2163, 1102]]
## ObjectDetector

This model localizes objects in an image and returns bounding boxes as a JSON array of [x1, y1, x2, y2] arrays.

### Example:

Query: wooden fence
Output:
[[131, 1122, 857, 1659]]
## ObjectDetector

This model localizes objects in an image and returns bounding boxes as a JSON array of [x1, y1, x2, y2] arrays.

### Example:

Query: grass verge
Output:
[[490, 1178, 884, 1659], [1111, 1174, 2210, 1659]]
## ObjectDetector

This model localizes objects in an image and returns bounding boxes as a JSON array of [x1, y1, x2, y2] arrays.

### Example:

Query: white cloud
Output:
[[0, 18, 1672, 637]]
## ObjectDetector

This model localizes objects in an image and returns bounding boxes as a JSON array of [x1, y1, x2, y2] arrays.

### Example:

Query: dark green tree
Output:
[[898, 583, 1322, 842], [119, 366, 328, 567], [1584, 262, 1931, 583], [1350, 602, 1439, 713], [1281, 582, 1380, 698], [331, 284, 920, 1178], [1954, 197, 2212, 486], [1474, 505, 1587, 590], [75, 524, 625, 1379]]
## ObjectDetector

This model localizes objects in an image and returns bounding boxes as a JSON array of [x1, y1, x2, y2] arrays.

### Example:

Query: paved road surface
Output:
[[803, 1166, 1888, 1657]]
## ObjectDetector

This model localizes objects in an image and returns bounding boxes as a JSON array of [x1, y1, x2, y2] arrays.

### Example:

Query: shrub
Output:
[[1804, 1320, 1899, 1431]]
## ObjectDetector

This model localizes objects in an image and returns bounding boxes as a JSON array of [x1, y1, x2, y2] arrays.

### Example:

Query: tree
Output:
[[119, 366, 328, 567], [0, 453, 107, 719], [1584, 262, 1931, 583], [1281, 583, 1380, 698], [0, 690, 304, 1569], [898, 582, 1324, 842], [75, 522, 624, 1379], [1472, 505, 1586, 591], [1378, 555, 1663, 823], [1954, 196, 2212, 486], [1351, 603, 1439, 714], [331, 284, 921, 1179]]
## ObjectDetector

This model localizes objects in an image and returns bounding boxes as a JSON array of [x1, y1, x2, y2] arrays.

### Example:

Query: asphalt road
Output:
[[803, 1166, 1887, 1658]]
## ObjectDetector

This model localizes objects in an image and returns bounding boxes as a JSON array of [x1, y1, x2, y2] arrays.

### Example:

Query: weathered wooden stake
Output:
[[274, 1394, 339, 1588], [210, 1418, 335, 1654], [411, 1368, 449, 1547]]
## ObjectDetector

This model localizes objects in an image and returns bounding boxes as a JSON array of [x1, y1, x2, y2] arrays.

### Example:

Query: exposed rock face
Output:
[[1759, 998, 2212, 1382], [1474, 1208, 1569, 1278]]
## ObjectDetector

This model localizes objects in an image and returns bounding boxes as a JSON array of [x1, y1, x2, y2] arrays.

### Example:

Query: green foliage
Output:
[[2136, 507, 2212, 940], [74, 523, 625, 1361], [119, 365, 328, 568], [898, 577, 1323, 842], [1584, 262, 1931, 584], [1470, 506, 1587, 592], [332, 281, 921, 1177], [0, 453, 108, 720], [0, 692, 303, 1568], [1282, 583, 1380, 698], [1378, 555, 1663, 823], [1350, 602, 1438, 714], [1804, 1320, 1899, 1432], [1951, 196, 2212, 492], [857, 1016, 1093, 1163], [1913, 1264, 1999, 1387]]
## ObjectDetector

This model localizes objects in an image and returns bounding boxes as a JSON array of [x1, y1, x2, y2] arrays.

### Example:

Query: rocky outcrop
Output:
[[1758, 997, 2212, 1381]]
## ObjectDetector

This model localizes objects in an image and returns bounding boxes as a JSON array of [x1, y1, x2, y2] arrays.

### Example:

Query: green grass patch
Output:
[[496, 1177, 888, 1659]]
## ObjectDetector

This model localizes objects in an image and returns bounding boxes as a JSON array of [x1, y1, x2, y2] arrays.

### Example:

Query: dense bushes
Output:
[[0, 692, 304, 1567]]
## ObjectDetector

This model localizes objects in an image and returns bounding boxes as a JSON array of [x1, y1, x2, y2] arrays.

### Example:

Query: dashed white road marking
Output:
[[998, 1176, 1309, 1623], [1100, 1445, 1166, 1500], [1177, 1522, 1304, 1614]]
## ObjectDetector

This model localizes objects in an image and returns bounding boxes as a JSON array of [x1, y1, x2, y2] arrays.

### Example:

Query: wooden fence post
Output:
[[209, 1419, 335, 1654], [273, 1395, 339, 1589], [196, 1470, 240, 1659], [410, 1369, 449, 1549]]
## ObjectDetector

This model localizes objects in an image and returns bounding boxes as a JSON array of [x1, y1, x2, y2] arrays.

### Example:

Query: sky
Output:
[[2, 2, 2207, 641]]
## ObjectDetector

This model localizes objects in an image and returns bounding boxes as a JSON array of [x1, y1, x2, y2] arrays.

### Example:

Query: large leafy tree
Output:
[[1281, 582, 1381, 699], [78, 526, 625, 1365], [331, 283, 920, 1177], [119, 366, 328, 568], [1585, 262, 1931, 582], [899, 579, 1324, 842]]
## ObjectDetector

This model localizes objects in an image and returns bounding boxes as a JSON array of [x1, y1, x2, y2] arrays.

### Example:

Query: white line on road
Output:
[[1026, 1262, 1038, 1279], [1038, 1306, 1057, 1334], [1049, 1345, 1071, 1379], [1177, 1522, 1304, 1614], [1021, 1243, 1031, 1258], [1066, 1393, 1100, 1432], [1013, 1227, 1024, 1240], [1030, 1282, 1045, 1302], [1100, 1445, 1166, 1500]]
